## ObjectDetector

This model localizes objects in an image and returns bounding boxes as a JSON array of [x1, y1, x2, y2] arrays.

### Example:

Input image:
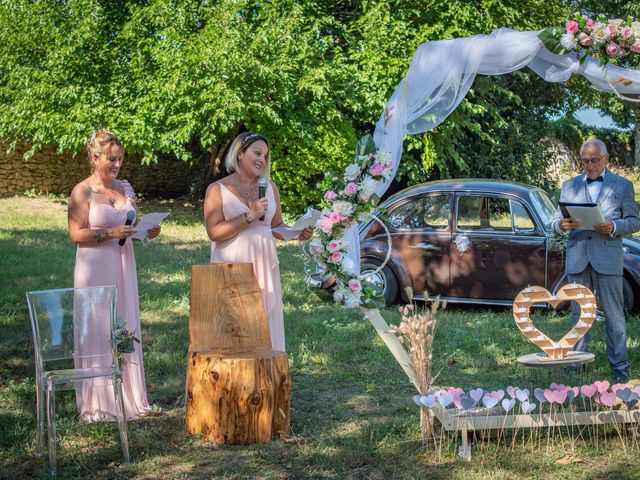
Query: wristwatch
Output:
[[244, 213, 253, 224]]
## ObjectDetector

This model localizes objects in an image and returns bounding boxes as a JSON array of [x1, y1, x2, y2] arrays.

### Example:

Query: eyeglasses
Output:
[[580, 157, 602, 166]]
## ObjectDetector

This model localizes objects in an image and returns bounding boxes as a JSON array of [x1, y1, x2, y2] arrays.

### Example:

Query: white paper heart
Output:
[[502, 398, 516, 412], [521, 400, 536, 414], [516, 388, 530, 402], [513, 284, 596, 360], [419, 394, 436, 407]]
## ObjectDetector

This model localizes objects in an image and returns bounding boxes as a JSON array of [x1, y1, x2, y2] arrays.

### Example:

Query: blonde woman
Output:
[[204, 132, 311, 351], [68, 130, 160, 421]]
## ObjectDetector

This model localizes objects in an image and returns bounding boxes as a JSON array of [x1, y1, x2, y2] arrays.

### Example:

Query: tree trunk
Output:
[[185, 347, 290, 444]]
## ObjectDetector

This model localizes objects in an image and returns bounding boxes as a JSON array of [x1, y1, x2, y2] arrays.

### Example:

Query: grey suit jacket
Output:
[[555, 169, 640, 275]]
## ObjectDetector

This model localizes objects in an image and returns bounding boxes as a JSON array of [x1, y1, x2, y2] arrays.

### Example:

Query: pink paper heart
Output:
[[598, 391, 616, 407], [569, 386, 579, 397], [550, 383, 565, 391], [611, 383, 628, 393], [507, 386, 516, 398], [594, 380, 610, 394], [544, 388, 568, 404], [581, 384, 598, 398]]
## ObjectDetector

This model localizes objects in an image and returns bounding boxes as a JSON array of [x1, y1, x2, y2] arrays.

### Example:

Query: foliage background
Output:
[[0, 0, 637, 212]]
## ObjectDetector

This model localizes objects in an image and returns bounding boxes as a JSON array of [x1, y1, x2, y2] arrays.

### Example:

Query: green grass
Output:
[[2, 195, 640, 479]]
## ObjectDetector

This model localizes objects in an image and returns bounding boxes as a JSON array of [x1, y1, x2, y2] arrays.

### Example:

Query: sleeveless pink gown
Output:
[[210, 182, 286, 351], [74, 180, 151, 421]]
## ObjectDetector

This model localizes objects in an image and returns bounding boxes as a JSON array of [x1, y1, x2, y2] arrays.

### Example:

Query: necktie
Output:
[[586, 176, 603, 184]]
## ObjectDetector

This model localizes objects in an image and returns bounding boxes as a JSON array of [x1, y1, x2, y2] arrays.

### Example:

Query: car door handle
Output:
[[413, 242, 442, 251]]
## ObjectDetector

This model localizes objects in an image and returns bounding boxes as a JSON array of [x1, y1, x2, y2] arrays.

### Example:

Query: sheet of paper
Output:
[[131, 212, 171, 240], [290, 208, 322, 230], [560, 203, 605, 230], [271, 227, 303, 241]]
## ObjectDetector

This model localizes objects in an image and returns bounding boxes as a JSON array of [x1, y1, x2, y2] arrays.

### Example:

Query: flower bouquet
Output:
[[309, 134, 393, 308], [539, 13, 640, 66], [111, 316, 140, 366]]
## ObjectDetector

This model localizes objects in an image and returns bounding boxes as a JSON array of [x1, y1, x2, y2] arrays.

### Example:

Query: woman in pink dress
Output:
[[204, 132, 312, 351], [68, 130, 160, 421]]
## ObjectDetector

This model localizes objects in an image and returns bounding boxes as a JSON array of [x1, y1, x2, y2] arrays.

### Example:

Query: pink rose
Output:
[[606, 42, 621, 56], [622, 27, 634, 40], [318, 217, 334, 234], [578, 32, 592, 46], [323, 190, 337, 201], [309, 243, 323, 255], [348, 278, 362, 292], [333, 291, 344, 302], [608, 24, 617, 37], [330, 251, 344, 263], [358, 191, 370, 201], [369, 162, 384, 177], [631, 40, 640, 53], [565, 20, 579, 34], [329, 211, 344, 224], [344, 182, 358, 196], [326, 240, 342, 253], [585, 18, 595, 29]]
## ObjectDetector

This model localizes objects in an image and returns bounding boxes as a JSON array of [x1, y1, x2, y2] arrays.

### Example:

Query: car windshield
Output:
[[530, 188, 556, 228]]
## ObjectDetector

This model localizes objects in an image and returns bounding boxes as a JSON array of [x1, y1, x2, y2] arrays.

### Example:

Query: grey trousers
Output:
[[569, 264, 630, 379]]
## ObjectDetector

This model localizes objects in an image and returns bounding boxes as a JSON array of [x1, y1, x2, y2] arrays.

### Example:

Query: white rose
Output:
[[333, 200, 355, 216], [632, 22, 640, 36], [342, 256, 356, 275], [360, 175, 379, 197], [591, 25, 610, 45], [608, 18, 624, 27], [342, 292, 362, 308], [375, 149, 391, 166], [344, 163, 362, 181], [560, 33, 577, 51]]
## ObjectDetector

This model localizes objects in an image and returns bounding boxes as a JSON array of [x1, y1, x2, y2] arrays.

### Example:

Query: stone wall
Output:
[[0, 142, 207, 198]]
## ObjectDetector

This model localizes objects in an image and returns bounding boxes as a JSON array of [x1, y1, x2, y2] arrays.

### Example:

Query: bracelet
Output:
[[244, 212, 253, 224], [95, 230, 109, 242]]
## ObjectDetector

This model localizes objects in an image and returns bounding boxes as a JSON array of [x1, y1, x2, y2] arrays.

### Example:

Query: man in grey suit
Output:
[[554, 139, 640, 382]]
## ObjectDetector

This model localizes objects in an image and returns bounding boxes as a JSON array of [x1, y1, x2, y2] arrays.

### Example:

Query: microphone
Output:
[[119, 210, 136, 246], [258, 177, 268, 221]]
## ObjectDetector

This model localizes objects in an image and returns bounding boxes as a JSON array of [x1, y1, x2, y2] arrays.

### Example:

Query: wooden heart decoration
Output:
[[513, 284, 596, 360]]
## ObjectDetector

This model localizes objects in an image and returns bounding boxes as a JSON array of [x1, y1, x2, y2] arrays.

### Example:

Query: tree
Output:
[[0, 0, 575, 212]]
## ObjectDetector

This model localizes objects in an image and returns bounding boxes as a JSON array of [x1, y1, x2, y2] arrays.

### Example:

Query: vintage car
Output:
[[359, 179, 640, 311]]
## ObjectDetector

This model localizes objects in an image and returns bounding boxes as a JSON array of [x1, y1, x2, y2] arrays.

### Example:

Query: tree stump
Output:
[[186, 347, 290, 444], [185, 263, 291, 444]]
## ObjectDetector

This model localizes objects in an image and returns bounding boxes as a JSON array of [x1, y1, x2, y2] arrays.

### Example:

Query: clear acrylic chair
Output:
[[26, 286, 130, 476]]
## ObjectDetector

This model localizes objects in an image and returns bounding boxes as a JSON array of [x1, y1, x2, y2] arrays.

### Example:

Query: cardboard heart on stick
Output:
[[512, 284, 596, 360]]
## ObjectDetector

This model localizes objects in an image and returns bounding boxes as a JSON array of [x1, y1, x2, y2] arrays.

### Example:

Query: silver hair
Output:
[[580, 138, 608, 158], [224, 132, 270, 173]]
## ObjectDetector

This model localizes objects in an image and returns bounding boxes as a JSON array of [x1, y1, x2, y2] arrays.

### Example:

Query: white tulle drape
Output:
[[350, 27, 640, 281]]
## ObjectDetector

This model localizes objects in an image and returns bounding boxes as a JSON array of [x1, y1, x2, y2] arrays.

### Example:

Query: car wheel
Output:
[[623, 277, 636, 313], [361, 259, 399, 306]]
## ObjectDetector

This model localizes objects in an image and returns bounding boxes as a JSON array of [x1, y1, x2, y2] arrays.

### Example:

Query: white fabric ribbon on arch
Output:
[[349, 27, 640, 283]]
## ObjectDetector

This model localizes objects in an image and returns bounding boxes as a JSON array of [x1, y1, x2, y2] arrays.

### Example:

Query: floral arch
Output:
[[310, 19, 640, 308]]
